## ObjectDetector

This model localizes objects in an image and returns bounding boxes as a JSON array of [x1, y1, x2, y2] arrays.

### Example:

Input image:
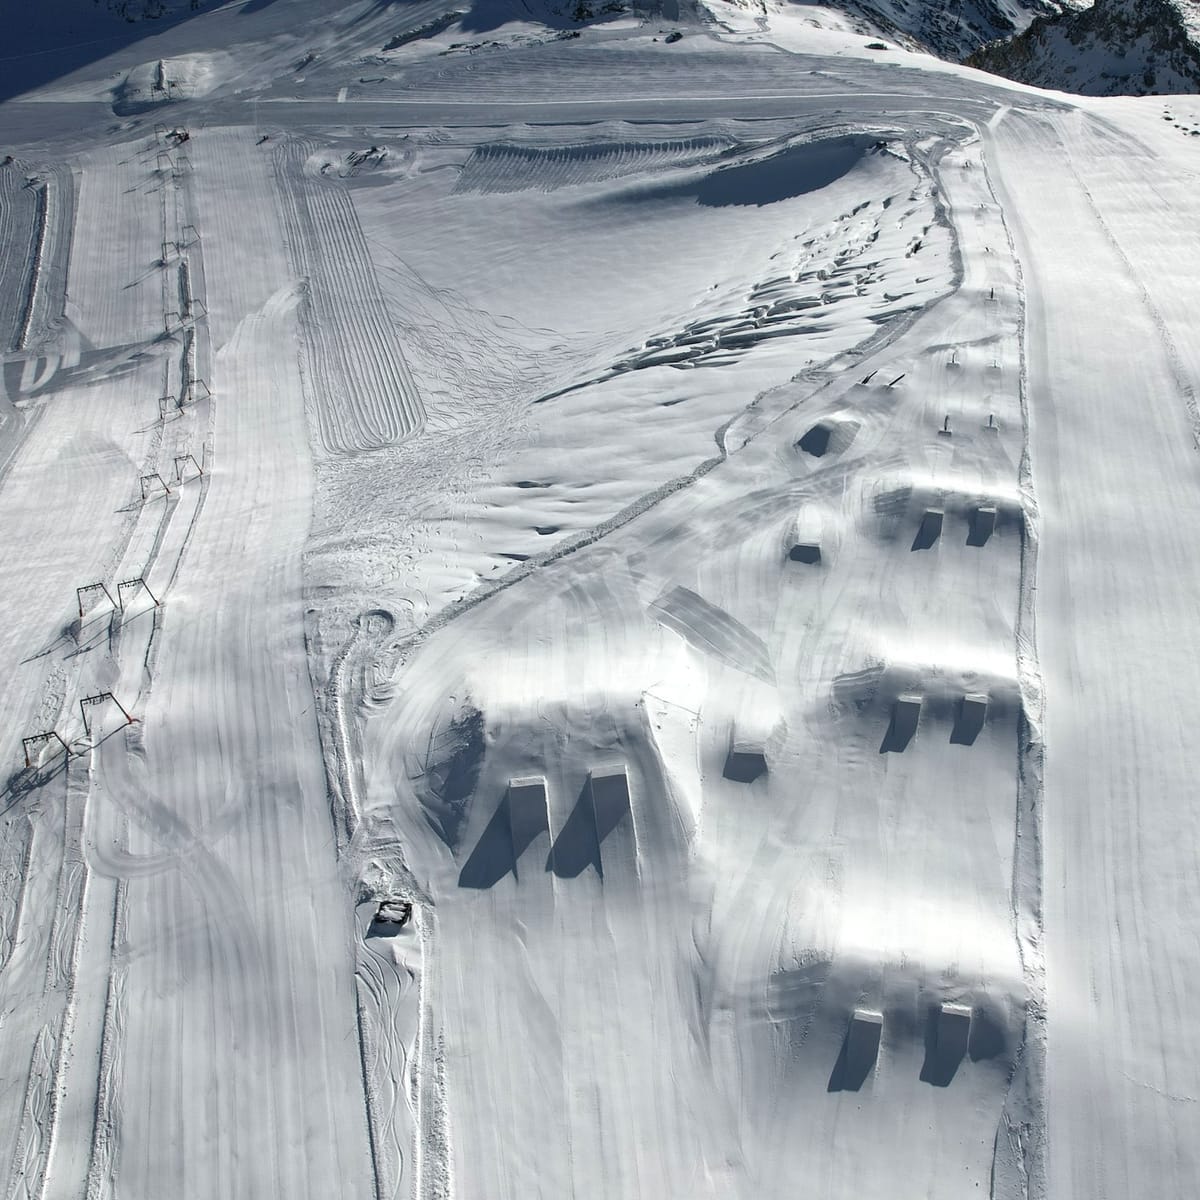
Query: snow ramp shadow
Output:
[[632, 135, 883, 209]]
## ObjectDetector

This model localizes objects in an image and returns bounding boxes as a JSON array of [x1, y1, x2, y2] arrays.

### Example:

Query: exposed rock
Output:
[[788, 0, 1069, 60], [969, 0, 1200, 95]]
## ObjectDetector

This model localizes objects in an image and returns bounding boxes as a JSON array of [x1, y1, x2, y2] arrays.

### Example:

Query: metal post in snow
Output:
[[80, 692, 136, 737], [22, 731, 71, 768], [77, 582, 118, 619]]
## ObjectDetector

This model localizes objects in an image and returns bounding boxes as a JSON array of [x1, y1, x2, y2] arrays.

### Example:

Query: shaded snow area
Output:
[[1, 0, 1199, 1198]]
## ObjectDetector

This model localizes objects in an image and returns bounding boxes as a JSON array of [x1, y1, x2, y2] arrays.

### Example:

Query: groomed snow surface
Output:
[[0, 2, 1197, 1198]]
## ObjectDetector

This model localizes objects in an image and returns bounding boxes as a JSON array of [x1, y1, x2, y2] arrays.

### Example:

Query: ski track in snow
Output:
[[275, 140, 426, 455], [73, 129, 376, 1200], [990, 102, 1200, 1200], [0, 163, 38, 352]]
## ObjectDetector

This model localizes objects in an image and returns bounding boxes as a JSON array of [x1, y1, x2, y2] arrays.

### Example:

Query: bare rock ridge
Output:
[[101, 0, 202, 19], [798, 0, 1067, 59], [968, 0, 1200, 94]]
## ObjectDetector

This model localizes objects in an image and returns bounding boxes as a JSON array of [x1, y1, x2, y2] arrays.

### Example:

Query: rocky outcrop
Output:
[[969, 0, 1200, 94], [822, 0, 1067, 60], [102, 0, 204, 19]]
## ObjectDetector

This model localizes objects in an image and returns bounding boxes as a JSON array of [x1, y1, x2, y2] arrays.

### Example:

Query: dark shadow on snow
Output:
[[546, 769, 630, 879], [797, 423, 832, 457], [546, 784, 602, 879], [910, 508, 944, 551], [949, 695, 988, 746], [0, 3, 224, 106], [627, 136, 878, 209], [879, 697, 921, 754], [458, 797, 515, 889], [967, 506, 997, 547], [920, 1004, 971, 1087], [828, 1013, 882, 1093]]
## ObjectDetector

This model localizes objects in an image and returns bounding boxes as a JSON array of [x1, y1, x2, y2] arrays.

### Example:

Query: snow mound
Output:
[[113, 53, 225, 113]]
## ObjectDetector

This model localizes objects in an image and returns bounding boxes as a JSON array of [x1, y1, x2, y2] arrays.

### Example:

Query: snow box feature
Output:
[[922, 1002, 973, 1087], [589, 764, 632, 844], [724, 740, 767, 783], [798, 423, 832, 457], [369, 898, 413, 935], [951, 693, 989, 746], [458, 775, 550, 890], [968, 505, 997, 547], [547, 764, 633, 880], [829, 1009, 884, 1092], [881, 694, 922, 753], [912, 508, 945, 551], [508, 776, 551, 862]]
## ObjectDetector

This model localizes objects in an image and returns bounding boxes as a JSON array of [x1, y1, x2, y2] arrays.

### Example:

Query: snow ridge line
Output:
[[311, 607, 403, 854], [321, 617, 369, 847], [353, 951, 392, 1200], [15, 180, 49, 353], [411, 911, 450, 1200], [0, 162, 34, 352], [36, 842, 102, 1200], [5, 1024, 55, 1200]]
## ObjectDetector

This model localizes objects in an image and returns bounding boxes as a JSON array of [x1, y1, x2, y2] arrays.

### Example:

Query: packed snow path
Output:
[[0, 6, 1197, 1200], [990, 102, 1200, 1199]]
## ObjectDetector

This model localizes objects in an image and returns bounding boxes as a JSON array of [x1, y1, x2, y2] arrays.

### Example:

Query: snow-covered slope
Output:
[[970, 0, 1200, 94], [2, 2, 1200, 1199]]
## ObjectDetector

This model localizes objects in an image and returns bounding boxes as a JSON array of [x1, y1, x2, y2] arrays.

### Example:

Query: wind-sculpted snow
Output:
[[454, 137, 735, 194], [316, 127, 957, 622]]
